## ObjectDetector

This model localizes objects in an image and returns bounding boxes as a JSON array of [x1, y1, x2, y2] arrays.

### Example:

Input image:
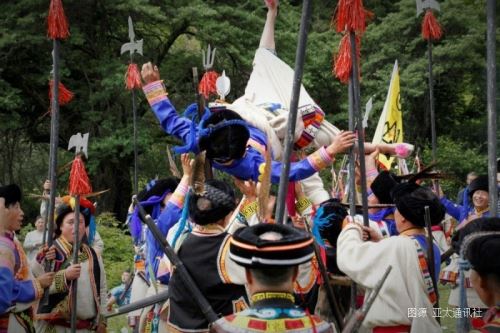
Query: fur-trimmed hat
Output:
[[468, 175, 489, 197], [0, 184, 22, 207], [391, 182, 445, 227], [188, 179, 236, 225], [370, 171, 400, 204], [229, 223, 314, 268], [198, 109, 250, 163]]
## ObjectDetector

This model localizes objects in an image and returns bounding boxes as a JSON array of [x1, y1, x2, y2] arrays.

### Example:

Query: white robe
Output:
[[337, 224, 442, 333]]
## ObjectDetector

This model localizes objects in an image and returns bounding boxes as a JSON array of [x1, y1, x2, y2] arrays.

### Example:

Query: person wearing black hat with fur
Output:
[[210, 223, 335, 333], [337, 182, 444, 333], [0, 184, 55, 332], [440, 174, 492, 227]]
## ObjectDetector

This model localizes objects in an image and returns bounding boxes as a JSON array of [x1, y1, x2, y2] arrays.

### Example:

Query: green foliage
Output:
[[97, 213, 134, 289], [421, 136, 488, 200]]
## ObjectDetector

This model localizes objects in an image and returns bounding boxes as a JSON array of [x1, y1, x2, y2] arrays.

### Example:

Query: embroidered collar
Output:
[[251, 292, 295, 307], [192, 223, 225, 235], [57, 236, 74, 257]]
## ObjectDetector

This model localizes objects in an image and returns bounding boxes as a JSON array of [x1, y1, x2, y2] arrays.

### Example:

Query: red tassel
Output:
[[125, 63, 142, 90], [334, 0, 371, 33], [47, 0, 70, 40], [333, 34, 361, 84], [49, 79, 74, 106], [69, 155, 92, 196], [422, 10, 442, 41], [198, 71, 219, 99]]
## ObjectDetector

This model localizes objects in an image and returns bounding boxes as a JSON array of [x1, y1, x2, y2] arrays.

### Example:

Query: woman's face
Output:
[[60, 212, 86, 244], [472, 190, 489, 210]]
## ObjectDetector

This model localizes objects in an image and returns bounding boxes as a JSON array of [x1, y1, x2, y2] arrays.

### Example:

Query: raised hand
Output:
[[326, 131, 357, 156], [141, 62, 161, 84]]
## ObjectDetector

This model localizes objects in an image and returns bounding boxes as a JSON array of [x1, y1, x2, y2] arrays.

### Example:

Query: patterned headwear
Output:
[[229, 223, 314, 268], [188, 179, 236, 225]]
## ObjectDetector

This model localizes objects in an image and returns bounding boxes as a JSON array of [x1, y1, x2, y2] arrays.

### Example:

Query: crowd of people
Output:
[[1, 1, 499, 333]]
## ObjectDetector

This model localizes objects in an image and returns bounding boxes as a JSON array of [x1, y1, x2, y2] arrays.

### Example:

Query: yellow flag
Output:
[[372, 60, 403, 170]]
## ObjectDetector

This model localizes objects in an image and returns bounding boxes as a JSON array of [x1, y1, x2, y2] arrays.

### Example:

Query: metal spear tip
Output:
[[416, 0, 441, 16], [202, 44, 216, 70], [68, 132, 89, 158]]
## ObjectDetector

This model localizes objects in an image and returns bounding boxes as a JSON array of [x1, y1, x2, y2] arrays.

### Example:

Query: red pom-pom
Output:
[[47, 0, 70, 40], [69, 155, 92, 195], [49, 79, 74, 106], [125, 63, 142, 90], [333, 34, 361, 84], [422, 9, 442, 41], [198, 71, 219, 99], [334, 0, 370, 33]]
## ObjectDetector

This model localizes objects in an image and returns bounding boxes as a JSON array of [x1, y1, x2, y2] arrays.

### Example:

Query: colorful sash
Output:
[[409, 236, 437, 305]]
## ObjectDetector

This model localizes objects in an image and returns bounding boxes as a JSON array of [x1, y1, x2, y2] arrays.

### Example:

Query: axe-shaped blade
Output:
[[68, 132, 89, 158], [121, 16, 143, 56], [362, 96, 373, 129], [416, 0, 440, 16]]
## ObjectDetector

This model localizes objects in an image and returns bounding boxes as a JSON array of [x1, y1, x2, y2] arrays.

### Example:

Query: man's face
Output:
[[5, 202, 24, 232], [121, 272, 131, 284]]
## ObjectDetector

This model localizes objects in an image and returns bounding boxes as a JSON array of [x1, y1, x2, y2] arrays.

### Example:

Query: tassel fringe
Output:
[[333, 33, 361, 84], [125, 63, 142, 90], [47, 0, 70, 40], [69, 155, 92, 195], [422, 9, 442, 41], [49, 80, 74, 106], [334, 0, 371, 33], [198, 70, 219, 99]]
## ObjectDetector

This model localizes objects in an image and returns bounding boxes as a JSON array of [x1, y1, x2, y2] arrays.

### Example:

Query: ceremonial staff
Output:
[[133, 197, 219, 323], [417, 0, 442, 163], [333, 0, 372, 228], [486, 0, 497, 216], [275, 0, 312, 224], [42, 0, 72, 305], [424, 206, 440, 324], [121, 16, 143, 194], [67, 132, 92, 332]]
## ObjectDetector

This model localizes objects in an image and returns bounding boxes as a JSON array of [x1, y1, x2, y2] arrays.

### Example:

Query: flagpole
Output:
[[275, 0, 312, 224], [486, 0, 497, 216]]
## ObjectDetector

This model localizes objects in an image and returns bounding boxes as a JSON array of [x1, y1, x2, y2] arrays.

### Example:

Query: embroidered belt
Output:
[[373, 325, 411, 333]]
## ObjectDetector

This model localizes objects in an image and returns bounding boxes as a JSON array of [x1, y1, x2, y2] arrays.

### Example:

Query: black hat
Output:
[[391, 182, 445, 227], [370, 171, 399, 204], [198, 109, 250, 163], [0, 184, 22, 207], [189, 179, 236, 225], [229, 223, 314, 268], [468, 175, 489, 197]]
